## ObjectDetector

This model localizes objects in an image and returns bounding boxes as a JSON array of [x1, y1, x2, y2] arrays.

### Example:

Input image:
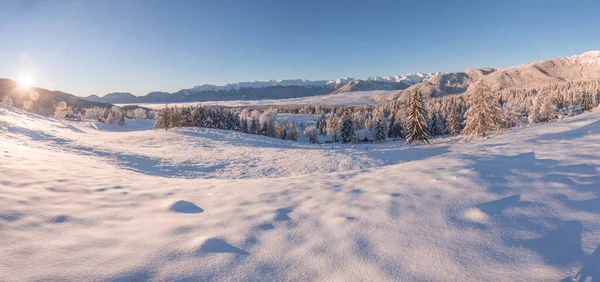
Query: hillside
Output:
[[0, 79, 113, 115], [2, 104, 600, 280], [390, 50, 600, 102]]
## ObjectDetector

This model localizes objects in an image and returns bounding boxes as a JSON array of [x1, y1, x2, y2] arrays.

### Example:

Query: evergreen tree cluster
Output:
[[153, 105, 299, 142]]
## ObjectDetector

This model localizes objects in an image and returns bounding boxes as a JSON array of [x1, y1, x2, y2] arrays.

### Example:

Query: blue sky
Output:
[[1, 0, 599, 96]]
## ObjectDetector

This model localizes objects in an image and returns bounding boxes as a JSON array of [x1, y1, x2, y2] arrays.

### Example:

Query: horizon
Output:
[[2, 0, 600, 96]]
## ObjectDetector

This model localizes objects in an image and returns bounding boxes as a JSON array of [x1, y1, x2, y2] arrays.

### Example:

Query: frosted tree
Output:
[[133, 108, 147, 119], [581, 91, 595, 111], [180, 107, 193, 127], [288, 121, 298, 141], [387, 102, 404, 138], [275, 122, 287, 140], [154, 105, 172, 131], [1, 96, 13, 107], [317, 114, 327, 136], [405, 90, 429, 145], [373, 118, 386, 142], [260, 122, 269, 136], [250, 118, 259, 134], [539, 94, 557, 121], [304, 125, 318, 144], [428, 112, 444, 136], [241, 118, 249, 133], [448, 102, 461, 135], [54, 102, 68, 120], [339, 110, 355, 143], [463, 81, 502, 137]]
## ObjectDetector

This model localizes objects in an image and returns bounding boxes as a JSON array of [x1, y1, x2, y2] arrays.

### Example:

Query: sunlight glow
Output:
[[18, 74, 33, 89]]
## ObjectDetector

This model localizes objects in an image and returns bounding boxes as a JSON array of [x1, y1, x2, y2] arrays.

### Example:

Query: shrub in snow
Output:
[[354, 128, 374, 143], [106, 106, 125, 125], [84, 107, 107, 121], [133, 108, 148, 119], [287, 121, 298, 141], [304, 125, 318, 144], [1, 96, 13, 107], [54, 102, 68, 120]]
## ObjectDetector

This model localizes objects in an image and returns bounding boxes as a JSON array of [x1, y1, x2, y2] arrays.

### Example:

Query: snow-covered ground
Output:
[[118, 90, 397, 109], [1, 104, 600, 281]]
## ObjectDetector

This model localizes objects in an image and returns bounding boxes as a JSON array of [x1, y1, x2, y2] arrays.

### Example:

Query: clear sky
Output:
[[1, 0, 599, 96]]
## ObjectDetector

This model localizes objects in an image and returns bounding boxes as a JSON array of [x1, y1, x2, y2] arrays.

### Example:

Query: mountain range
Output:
[[84, 73, 441, 104], [2, 51, 600, 109]]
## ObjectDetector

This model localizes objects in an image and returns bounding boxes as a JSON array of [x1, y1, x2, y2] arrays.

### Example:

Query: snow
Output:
[[187, 73, 439, 92], [2, 104, 600, 281], [118, 90, 397, 109]]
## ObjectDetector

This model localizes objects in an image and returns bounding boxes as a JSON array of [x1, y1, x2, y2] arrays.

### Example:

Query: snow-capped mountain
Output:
[[86, 73, 439, 104], [395, 50, 600, 101], [191, 79, 329, 92]]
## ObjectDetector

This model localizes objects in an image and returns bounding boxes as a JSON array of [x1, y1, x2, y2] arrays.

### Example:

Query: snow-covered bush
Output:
[[1, 96, 13, 107], [106, 106, 126, 125], [84, 107, 107, 121], [304, 125, 318, 144], [54, 102, 68, 120]]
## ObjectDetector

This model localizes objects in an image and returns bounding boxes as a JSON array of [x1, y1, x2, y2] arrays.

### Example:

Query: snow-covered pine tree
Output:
[[241, 118, 249, 133], [448, 102, 461, 135], [581, 91, 595, 111], [374, 118, 386, 142], [387, 102, 404, 138], [318, 114, 327, 136], [304, 125, 318, 144], [339, 110, 354, 143], [288, 121, 298, 141], [180, 107, 193, 127], [154, 105, 171, 131], [250, 118, 259, 134], [428, 112, 443, 137], [405, 90, 430, 145], [261, 122, 269, 136], [463, 81, 502, 137]]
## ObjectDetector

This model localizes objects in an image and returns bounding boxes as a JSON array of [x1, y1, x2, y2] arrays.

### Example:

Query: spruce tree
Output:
[[339, 110, 355, 143], [448, 102, 461, 135], [463, 81, 502, 137], [374, 118, 386, 142], [250, 118, 259, 134], [387, 102, 404, 138], [581, 91, 595, 111], [288, 121, 298, 141], [261, 122, 269, 136], [406, 90, 430, 144]]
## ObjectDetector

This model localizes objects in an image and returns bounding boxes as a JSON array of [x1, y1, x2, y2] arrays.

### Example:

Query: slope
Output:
[[1, 104, 600, 281]]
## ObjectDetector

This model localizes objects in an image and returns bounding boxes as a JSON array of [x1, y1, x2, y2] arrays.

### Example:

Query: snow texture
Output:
[[1, 104, 600, 281]]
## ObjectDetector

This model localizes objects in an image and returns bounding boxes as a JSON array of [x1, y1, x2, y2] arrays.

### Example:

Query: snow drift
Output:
[[1, 104, 600, 281]]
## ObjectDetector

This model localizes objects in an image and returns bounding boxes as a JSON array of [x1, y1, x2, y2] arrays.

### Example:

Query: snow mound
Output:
[[169, 200, 204, 214]]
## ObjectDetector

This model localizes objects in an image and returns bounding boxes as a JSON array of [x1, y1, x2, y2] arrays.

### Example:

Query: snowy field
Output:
[[117, 90, 396, 109], [1, 104, 600, 281]]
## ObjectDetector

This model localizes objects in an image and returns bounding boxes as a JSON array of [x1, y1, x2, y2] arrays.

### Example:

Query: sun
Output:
[[18, 74, 33, 89]]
